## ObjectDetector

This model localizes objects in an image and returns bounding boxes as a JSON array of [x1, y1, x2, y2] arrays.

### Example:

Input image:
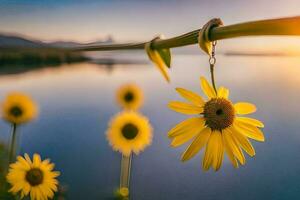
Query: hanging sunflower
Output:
[[106, 111, 152, 156], [116, 84, 143, 110], [6, 153, 60, 200], [168, 77, 265, 171], [2, 92, 38, 124]]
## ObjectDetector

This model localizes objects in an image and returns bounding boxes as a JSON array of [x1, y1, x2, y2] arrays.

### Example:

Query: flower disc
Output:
[[204, 98, 235, 131]]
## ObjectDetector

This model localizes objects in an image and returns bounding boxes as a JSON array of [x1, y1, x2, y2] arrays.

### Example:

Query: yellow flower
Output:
[[116, 84, 144, 110], [6, 153, 60, 200], [119, 187, 129, 197], [106, 111, 153, 156], [168, 77, 265, 171], [2, 92, 38, 124], [114, 187, 129, 200]]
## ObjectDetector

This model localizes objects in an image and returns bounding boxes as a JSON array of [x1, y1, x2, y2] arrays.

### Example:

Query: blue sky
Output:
[[0, 0, 300, 52]]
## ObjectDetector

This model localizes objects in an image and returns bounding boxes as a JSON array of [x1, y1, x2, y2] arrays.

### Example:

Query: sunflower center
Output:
[[203, 98, 235, 131], [124, 92, 134, 103], [216, 109, 223, 115], [121, 123, 138, 140], [9, 106, 23, 118], [25, 168, 44, 186]]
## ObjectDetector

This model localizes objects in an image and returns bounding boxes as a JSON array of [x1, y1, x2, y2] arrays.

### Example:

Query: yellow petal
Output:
[[145, 43, 170, 82], [168, 117, 205, 138], [217, 87, 229, 99], [236, 117, 264, 128], [202, 131, 217, 171], [33, 154, 41, 167], [231, 127, 256, 157], [16, 156, 30, 170], [171, 125, 205, 147], [222, 133, 238, 168], [175, 88, 205, 106], [223, 129, 245, 165], [153, 51, 170, 82], [171, 133, 194, 147], [234, 102, 256, 115], [24, 153, 32, 165], [181, 127, 211, 162], [211, 132, 224, 171], [200, 77, 216, 99], [234, 121, 265, 142], [168, 101, 203, 115]]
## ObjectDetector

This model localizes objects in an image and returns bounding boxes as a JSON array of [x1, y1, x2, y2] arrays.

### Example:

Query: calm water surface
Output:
[[0, 54, 300, 200]]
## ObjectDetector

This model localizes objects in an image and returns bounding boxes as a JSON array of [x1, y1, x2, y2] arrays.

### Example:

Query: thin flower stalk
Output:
[[8, 123, 19, 164], [120, 154, 132, 189]]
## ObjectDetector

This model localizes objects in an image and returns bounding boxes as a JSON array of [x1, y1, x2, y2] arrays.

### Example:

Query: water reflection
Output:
[[0, 55, 300, 199]]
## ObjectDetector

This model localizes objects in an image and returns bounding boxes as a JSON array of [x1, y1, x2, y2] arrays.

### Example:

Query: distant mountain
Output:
[[47, 41, 82, 48], [0, 33, 46, 48], [0, 33, 115, 49], [48, 36, 114, 48]]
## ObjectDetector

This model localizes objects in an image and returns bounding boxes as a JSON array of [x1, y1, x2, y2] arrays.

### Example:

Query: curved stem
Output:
[[210, 64, 218, 94]]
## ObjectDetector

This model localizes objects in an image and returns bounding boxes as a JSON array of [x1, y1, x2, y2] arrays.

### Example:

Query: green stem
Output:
[[210, 64, 218, 94], [120, 153, 132, 189], [72, 16, 300, 51], [3, 124, 20, 200], [8, 123, 18, 164]]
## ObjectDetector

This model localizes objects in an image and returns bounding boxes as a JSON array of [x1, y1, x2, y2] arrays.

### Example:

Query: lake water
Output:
[[0, 54, 300, 200]]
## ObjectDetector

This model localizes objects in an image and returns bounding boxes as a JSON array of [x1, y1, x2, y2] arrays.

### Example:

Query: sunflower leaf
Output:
[[145, 42, 170, 82], [157, 48, 171, 68]]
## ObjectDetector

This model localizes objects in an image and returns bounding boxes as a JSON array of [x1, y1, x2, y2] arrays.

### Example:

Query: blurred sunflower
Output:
[[168, 77, 265, 171], [114, 187, 129, 200], [2, 92, 38, 124], [106, 111, 152, 156], [6, 153, 60, 200], [116, 84, 143, 110], [119, 187, 129, 197]]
